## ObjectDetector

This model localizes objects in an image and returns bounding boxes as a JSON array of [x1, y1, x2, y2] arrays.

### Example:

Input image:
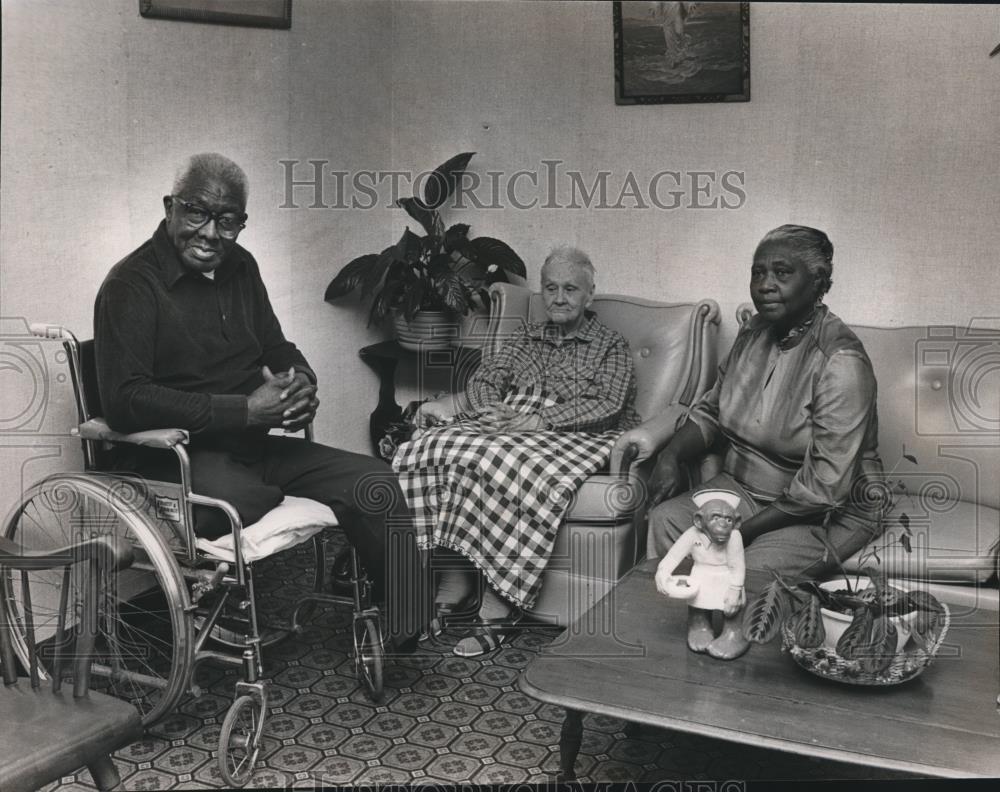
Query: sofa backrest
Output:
[[485, 284, 721, 422], [852, 322, 1000, 512]]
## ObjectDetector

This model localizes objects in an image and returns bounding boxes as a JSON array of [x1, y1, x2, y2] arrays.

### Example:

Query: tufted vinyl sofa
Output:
[[842, 319, 999, 610], [479, 284, 721, 625]]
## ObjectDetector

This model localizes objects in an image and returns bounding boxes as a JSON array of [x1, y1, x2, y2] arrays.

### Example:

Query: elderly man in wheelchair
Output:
[[5, 153, 425, 785]]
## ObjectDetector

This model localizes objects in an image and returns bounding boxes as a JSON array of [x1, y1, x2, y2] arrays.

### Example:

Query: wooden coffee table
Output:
[[519, 559, 1000, 779]]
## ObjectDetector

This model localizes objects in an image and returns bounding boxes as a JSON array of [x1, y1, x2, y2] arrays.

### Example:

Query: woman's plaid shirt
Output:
[[466, 313, 641, 433]]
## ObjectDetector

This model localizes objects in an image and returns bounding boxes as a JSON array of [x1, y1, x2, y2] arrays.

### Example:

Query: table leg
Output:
[[557, 708, 584, 781], [358, 352, 402, 454]]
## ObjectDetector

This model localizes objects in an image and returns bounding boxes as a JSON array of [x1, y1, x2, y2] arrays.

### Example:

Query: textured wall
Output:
[[387, 1, 999, 346], [0, 0, 395, 522], [2, 1, 998, 524]]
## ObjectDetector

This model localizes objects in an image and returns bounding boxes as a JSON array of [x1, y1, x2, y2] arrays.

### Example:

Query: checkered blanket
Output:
[[392, 393, 620, 608]]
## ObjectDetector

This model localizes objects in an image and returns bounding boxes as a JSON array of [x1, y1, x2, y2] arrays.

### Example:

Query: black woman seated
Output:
[[392, 245, 641, 657], [647, 224, 885, 658]]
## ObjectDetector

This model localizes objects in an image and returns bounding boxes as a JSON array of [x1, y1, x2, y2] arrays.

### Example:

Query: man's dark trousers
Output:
[[123, 434, 427, 649]]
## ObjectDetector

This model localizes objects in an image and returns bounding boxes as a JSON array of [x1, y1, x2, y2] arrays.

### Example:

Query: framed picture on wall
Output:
[[614, 1, 750, 104], [139, 0, 292, 30]]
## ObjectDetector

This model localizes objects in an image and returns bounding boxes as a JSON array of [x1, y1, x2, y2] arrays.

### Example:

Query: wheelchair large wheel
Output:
[[218, 694, 266, 786], [1, 473, 194, 726], [353, 616, 384, 702]]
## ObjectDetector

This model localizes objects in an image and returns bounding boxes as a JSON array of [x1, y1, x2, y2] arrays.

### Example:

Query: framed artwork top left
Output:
[[139, 0, 292, 30]]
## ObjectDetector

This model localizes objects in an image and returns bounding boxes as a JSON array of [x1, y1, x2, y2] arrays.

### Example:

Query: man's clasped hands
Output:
[[247, 366, 320, 432]]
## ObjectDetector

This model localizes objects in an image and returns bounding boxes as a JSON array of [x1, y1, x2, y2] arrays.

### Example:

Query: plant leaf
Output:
[[911, 608, 943, 651], [907, 589, 944, 614], [423, 151, 475, 209], [368, 289, 391, 326], [436, 271, 470, 314], [793, 594, 826, 648], [394, 227, 424, 262], [397, 197, 439, 236], [476, 286, 492, 310], [836, 607, 873, 659], [402, 278, 429, 321], [467, 236, 527, 279], [859, 615, 897, 674], [444, 223, 471, 253], [325, 253, 377, 301], [427, 252, 453, 279], [359, 246, 395, 299], [369, 267, 409, 325], [741, 580, 789, 644], [861, 565, 886, 599]]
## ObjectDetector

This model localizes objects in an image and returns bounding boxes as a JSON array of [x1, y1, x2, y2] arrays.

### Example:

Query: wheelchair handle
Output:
[[29, 322, 73, 340]]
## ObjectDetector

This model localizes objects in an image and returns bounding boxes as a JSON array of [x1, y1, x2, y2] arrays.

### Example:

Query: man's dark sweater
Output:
[[94, 221, 314, 455]]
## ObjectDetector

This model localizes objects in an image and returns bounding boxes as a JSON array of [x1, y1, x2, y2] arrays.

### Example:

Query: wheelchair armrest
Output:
[[610, 403, 688, 473], [0, 533, 134, 573], [78, 417, 189, 449]]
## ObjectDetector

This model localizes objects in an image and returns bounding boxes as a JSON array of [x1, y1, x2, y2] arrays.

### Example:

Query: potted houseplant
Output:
[[324, 152, 526, 349], [742, 451, 950, 683]]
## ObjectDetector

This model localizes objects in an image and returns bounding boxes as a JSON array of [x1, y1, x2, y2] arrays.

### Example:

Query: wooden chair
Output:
[[0, 533, 143, 791]]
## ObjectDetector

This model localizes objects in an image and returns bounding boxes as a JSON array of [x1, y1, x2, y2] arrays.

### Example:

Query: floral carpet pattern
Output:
[[41, 544, 909, 790]]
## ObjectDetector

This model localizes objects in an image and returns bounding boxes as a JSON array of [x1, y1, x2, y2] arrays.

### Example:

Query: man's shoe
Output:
[[387, 633, 421, 656]]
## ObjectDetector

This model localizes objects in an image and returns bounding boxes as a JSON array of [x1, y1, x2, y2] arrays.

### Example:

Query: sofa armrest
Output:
[[485, 283, 533, 356], [78, 417, 189, 449], [611, 404, 688, 473]]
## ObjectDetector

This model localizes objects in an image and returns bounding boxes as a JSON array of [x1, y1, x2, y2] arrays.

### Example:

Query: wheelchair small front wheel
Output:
[[354, 616, 384, 702], [218, 694, 266, 787]]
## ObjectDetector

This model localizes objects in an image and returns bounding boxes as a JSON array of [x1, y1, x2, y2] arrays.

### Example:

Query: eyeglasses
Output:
[[170, 196, 247, 238]]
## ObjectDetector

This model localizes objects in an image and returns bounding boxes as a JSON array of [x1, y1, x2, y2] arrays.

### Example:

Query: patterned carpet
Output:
[[41, 543, 911, 790]]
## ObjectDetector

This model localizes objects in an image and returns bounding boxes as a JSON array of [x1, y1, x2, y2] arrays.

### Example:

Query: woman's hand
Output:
[[648, 449, 684, 507], [478, 404, 544, 433], [415, 399, 454, 429], [477, 403, 517, 431], [502, 412, 545, 432]]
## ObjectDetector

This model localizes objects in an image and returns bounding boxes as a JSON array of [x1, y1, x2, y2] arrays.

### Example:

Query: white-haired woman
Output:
[[647, 225, 885, 656], [395, 246, 640, 657]]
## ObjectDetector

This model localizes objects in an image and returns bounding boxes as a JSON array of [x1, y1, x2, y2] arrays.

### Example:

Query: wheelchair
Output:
[[0, 324, 386, 786]]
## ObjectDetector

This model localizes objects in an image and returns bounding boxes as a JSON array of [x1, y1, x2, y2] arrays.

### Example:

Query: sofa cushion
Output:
[[564, 474, 642, 521], [545, 512, 637, 582], [843, 499, 1000, 583]]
